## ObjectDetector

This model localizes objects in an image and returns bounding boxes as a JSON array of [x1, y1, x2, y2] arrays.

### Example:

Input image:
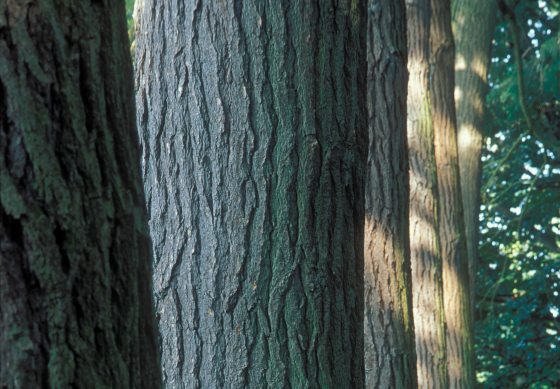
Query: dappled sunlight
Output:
[[408, 142, 447, 387], [407, 20, 447, 380], [457, 53, 489, 81], [458, 124, 477, 152], [414, 317, 446, 388], [364, 214, 413, 386], [470, 56, 488, 82], [454, 86, 463, 103], [442, 252, 474, 388], [455, 54, 467, 71]]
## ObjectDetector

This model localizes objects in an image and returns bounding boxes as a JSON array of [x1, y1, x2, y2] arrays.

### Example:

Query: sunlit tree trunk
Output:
[[0, 1, 161, 387], [364, 0, 417, 387], [430, 0, 474, 386], [406, 0, 448, 387], [452, 0, 497, 317], [135, 1, 366, 388]]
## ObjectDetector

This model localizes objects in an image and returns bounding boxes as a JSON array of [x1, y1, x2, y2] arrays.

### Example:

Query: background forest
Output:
[[476, 0, 560, 387]]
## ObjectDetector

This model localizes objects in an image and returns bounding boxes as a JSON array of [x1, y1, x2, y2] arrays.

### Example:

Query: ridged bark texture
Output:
[[364, 0, 417, 388], [406, 1, 448, 387], [452, 0, 497, 317], [0, 1, 161, 388], [430, 0, 474, 387], [134, 1, 366, 388]]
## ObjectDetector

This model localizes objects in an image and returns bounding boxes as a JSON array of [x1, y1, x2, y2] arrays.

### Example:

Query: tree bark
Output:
[[430, 0, 474, 387], [134, 1, 366, 388], [406, 1, 448, 387], [452, 0, 496, 320], [0, 1, 161, 388], [364, 0, 417, 387]]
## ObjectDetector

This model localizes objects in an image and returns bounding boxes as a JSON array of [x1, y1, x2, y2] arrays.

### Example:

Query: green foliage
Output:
[[476, 0, 560, 386], [126, 0, 135, 44]]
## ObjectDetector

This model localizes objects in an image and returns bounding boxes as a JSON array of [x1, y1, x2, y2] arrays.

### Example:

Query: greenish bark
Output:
[[364, 0, 417, 387], [430, 0, 474, 387], [135, 1, 366, 388], [406, 0, 448, 387], [0, 1, 161, 388], [452, 0, 497, 320]]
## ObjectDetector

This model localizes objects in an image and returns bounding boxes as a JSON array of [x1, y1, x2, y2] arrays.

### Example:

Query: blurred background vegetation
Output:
[[477, 0, 560, 386], [126, 0, 135, 44], [125, 1, 559, 387]]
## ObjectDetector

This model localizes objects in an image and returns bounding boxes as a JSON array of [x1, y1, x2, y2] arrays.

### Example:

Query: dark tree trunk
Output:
[[452, 0, 497, 318], [0, 1, 161, 388], [135, 1, 366, 388], [430, 0, 475, 386], [406, 0, 448, 387], [364, 0, 417, 387]]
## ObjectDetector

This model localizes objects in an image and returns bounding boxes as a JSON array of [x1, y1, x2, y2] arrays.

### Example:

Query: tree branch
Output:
[[497, 0, 535, 133]]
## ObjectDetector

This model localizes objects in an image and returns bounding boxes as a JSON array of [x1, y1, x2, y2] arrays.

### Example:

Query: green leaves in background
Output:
[[126, 0, 135, 44], [477, 0, 560, 387]]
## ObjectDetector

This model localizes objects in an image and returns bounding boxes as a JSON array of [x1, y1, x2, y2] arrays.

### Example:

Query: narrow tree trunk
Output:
[[430, 0, 474, 387], [0, 2, 161, 388], [406, 1, 448, 387], [452, 0, 497, 317], [364, 0, 417, 387], [135, 1, 366, 388]]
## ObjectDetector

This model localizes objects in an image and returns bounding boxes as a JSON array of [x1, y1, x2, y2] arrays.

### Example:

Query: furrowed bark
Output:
[[430, 0, 474, 387], [0, 1, 161, 388], [406, 0, 448, 387], [135, 1, 366, 388], [452, 0, 497, 319], [364, 0, 417, 387]]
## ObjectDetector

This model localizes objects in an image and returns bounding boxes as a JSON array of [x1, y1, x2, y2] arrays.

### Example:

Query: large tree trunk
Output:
[[364, 0, 417, 387], [406, 0, 448, 387], [452, 0, 497, 317], [430, 0, 474, 387], [135, 1, 366, 388], [0, 2, 161, 388]]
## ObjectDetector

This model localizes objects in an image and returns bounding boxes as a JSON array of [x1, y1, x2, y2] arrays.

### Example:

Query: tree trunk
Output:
[[0, 2, 161, 388], [134, 1, 366, 388], [430, 0, 474, 387], [406, 1, 448, 387], [364, 0, 417, 387], [452, 0, 497, 318]]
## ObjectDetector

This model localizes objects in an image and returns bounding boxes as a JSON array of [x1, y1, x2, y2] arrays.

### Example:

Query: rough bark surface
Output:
[[452, 0, 497, 317], [406, 1, 448, 387], [430, 0, 474, 387], [0, 1, 161, 388], [134, 1, 366, 388], [364, 0, 417, 387]]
